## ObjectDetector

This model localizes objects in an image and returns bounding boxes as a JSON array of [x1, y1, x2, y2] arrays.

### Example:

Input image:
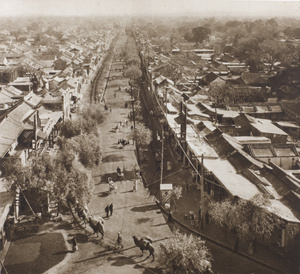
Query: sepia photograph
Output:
[[0, 0, 300, 273]]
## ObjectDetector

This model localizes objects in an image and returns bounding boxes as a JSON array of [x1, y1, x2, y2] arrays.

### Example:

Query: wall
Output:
[[257, 156, 299, 169]]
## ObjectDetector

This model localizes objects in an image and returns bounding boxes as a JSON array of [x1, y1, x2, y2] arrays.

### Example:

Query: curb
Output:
[[156, 201, 283, 274], [43, 229, 73, 274]]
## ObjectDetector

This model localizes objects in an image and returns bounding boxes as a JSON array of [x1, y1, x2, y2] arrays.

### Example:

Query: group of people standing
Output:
[[105, 203, 114, 219]]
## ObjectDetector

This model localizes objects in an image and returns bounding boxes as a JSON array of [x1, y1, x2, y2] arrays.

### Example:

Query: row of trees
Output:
[[121, 32, 153, 147], [4, 105, 104, 211]]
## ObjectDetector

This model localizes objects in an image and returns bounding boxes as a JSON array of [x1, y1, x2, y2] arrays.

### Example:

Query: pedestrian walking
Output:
[[105, 204, 110, 219], [114, 92, 116, 98], [167, 210, 174, 224], [116, 232, 123, 248], [110, 107, 112, 112], [72, 236, 78, 252], [125, 102, 128, 108], [109, 203, 113, 216]]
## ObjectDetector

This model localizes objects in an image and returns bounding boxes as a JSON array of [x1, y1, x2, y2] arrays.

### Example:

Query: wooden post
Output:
[[14, 187, 20, 221], [34, 113, 38, 154], [200, 154, 205, 230], [160, 130, 164, 186], [131, 83, 135, 128]]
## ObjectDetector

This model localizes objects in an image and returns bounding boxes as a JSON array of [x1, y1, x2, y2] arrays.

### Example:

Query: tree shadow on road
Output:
[[68, 233, 89, 244], [75, 245, 138, 263], [97, 172, 118, 184], [135, 217, 152, 224], [134, 264, 164, 273], [131, 204, 158, 212], [57, 222, 73, 230], [121, 190, 133, 194], [97, 191, 109, 197], [109, 254, 151, 267], [102, 154, 125, 163], [151, 223, 167, 227], [123, 170, 138, 180]]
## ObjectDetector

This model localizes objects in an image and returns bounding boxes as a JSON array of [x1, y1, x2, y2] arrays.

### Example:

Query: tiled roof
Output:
[[241, 72, 270, 86], [8, 102, 35, 122], [1, 86, 23, 97], [60, 55, 72, 64], [24, 92, 43, 108], [0, 91, 15, 104], [0, 117, 25, 157], [250, 118, 288, 136]]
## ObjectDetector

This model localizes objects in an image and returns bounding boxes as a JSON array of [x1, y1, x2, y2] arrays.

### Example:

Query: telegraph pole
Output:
[[200, 154, 204, 231], [160, 130, 164, 186], [130, 81, 135, 128]]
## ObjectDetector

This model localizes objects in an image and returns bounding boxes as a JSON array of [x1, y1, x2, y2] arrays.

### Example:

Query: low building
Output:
[[8, 77, 32, 93]]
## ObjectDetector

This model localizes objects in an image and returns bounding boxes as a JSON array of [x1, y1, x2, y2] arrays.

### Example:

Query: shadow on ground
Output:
[[135, 217, 152, 225], [131, 204, 158, 212], [102, 154, 125, 163], [68, 233, 89, 243], [108, 254, 155, 267], [98, 172, 118, 184], [97, 191, 109, 197], [57, 221, 73, 230], [4, 232, 67, 274], [134, 264, 164, 274]]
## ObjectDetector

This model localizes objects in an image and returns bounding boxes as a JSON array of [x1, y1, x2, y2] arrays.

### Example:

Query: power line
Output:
[[146, 169, 184, 187], [172, 132, 224, 188], [148, 88, 223, 189]]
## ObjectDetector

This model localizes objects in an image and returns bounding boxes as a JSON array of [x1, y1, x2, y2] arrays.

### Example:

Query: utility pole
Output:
[[34, 112, 38, 155], [130, 82, 135, 128], [160, 130, 164, 186], [165, 87, 168, 118], [195, 160, 199, 185], [214, 95, 218, 124], [200, 154, 205, 231]]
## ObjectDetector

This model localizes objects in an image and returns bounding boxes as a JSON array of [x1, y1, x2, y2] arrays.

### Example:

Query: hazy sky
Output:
[[0, 0, 300, 18]]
